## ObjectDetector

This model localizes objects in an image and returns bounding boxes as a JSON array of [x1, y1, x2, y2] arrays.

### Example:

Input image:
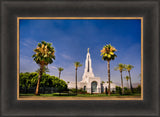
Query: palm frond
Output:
[[100, 44, 117, 61], [114, 63, 126, 71], [58, 67, 64, 72], [74, 62, 82, 68], [125, 64, 134, 71], [32, 41, 55, 66], [124, 76, 130, 81]]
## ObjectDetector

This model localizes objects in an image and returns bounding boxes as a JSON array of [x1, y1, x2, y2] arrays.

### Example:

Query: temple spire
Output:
[[82, 48, 94, 81], [88, 48, 89, 53]]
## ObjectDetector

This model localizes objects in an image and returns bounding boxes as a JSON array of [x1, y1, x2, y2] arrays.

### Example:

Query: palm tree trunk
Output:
[[35, 65, 43, 95], [120, 71, 124, 94], [127, 80, 129, 89], [128, 71, 133, 93], [75, 68, 78, 95], [107, 61, 110, 96]]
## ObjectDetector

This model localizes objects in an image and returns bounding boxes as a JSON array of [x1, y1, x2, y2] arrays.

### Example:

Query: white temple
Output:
[[68, 48, 116, 93]]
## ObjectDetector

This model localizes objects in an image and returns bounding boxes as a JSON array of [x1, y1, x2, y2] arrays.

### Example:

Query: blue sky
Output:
[[20, 19, 141, 86]]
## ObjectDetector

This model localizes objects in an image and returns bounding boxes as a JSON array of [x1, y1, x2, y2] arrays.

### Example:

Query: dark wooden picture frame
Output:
[[1, 0, 159, 116]]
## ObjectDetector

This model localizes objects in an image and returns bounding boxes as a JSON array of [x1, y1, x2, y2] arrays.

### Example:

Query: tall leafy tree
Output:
[[74, 62, 82, 95], [32, 41, 55, 95], [19, 72, 68, 93], [125, 64, 134, 93], [19, 72, 32, 93], [57, 67, 64, 79], [124, 76, 130, 88], [114, 63, 125, 94], [101, 44, 117, 96]]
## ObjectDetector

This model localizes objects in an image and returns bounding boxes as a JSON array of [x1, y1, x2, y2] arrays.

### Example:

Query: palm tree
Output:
[[124, 76, 130, 88], [57, 67, 64, 79], [74, 62, 82, 95], [101, 81, 105, 84], [107, 81, 113, 83], [32, 41, 55, 95], [100, 44, 117, 96], [36, 66, 49, 73], [114, 63, 125, 94], [125, 64, 134, 93]]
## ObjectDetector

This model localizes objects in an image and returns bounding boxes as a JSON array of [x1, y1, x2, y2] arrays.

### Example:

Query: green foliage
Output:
[[57, 67, 64, 72], [69, 88, 87, 94], [101, 81, 105, 84], [19, 72, 68, 91], [100, 44, 117, 61], [133, 85, 141, 93], [36, 66, 49, 73], [32, 41, 55, 65], [107, 81, 113, 83], [124, 76, 130, 81], [19, 72, 38, 89], [124, 87, 132, 95], [115, 86, 141, 95], [115, 86, 122, 95], [125, 64, 134, 72], [74, 62, 82, 69], [114, 63, 126, 72]]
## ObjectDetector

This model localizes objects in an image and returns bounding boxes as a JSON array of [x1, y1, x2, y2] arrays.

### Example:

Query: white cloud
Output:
[[49, 66, 57, 69], [21, 38, 37, 48], [20, 56, 38, 73], [61, 54, 72, 60]]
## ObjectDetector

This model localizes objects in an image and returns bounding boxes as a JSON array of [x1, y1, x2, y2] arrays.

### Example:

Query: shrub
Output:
[[69, 88, 87, 94], [19, 72, 68, 93], [133, 85, 141, 94], [116, 86, 122, 95], [111, 90, 116, 94], [124, 87, 132, 95]]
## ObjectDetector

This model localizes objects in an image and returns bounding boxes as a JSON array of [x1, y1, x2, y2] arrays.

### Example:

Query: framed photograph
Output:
[[1, 0, 159, 116], [17, 17, 143, 101]]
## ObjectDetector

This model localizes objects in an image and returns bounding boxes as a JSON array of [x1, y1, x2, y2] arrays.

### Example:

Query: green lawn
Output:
[[20, 93, 141, 97]]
